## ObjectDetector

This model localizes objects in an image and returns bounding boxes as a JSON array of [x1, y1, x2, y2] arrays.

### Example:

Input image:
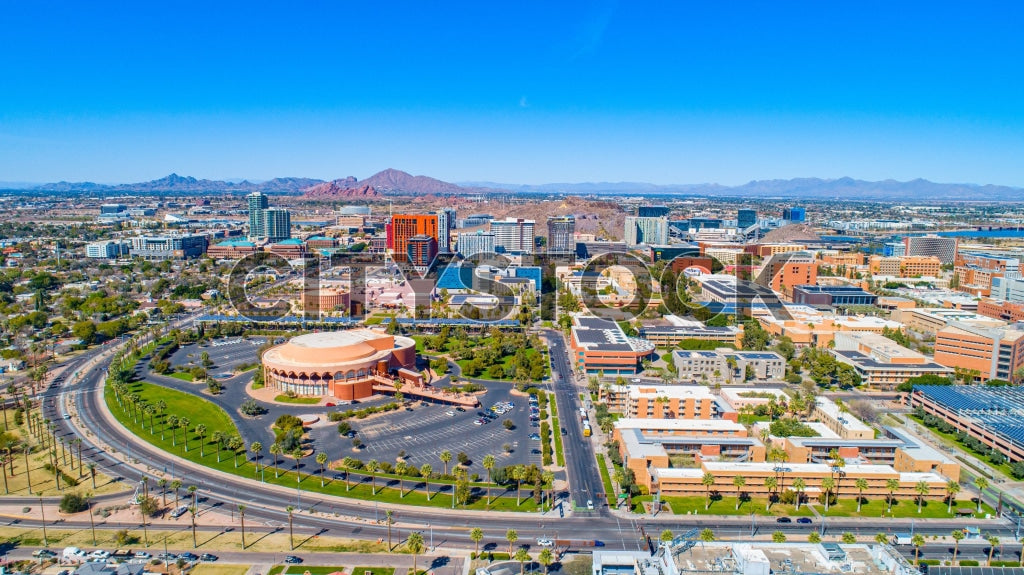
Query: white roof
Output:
[[615, 418, 746, 432], [815, 397, 872, 432], [624, 384, 716, 401]]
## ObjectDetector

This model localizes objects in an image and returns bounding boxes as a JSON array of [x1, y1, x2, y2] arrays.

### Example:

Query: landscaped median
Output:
[[103, 347, 547, 512]]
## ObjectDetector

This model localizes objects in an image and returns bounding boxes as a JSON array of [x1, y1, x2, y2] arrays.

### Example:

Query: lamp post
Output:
[[38, 494, 47, 547]]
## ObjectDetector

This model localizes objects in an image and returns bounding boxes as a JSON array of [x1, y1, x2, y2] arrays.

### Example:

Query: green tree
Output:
[[440, 450, 452, 476], [946, 480, 961, 514], [886, 478, 900, 512], [506, 528, 519, 555], [700, 528, 715, 545], [514, 548, 531, 575], [821, 476, 835, 513], [733, 475, 746, 510], [912, 534, 925, 564], [470, 527, 484, 555], [915, 480, 930, 513], [483, 454, 496, 506], [702, 472, 716, 510], [316, 452, 328, 487], [286, 505, 295, 550], [808, 532, 821, 544], [975, 477, 989, 513], [792, 477, 806, 510], [772, 531, 787, 543], [987, 535, 1000, 566], [842, 532, 857, 544], [952, 530, 964, 563], [407, 531, 425, 574], [661, 529, 674, 542], [855, 478, 869, 512], [538, 547, 554, 574]]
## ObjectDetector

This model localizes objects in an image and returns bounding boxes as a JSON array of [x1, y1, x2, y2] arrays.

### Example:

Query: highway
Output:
[[18, 320, 1023, 559]]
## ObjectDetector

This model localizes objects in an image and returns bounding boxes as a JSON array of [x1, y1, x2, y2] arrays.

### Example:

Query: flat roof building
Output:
[[569, 316, 655, 375], [831, 332, 952, 390], [792, 285, 878, 307]]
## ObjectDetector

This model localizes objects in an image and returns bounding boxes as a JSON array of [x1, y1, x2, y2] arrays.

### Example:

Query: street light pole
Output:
[[38, 494, 47, 547]]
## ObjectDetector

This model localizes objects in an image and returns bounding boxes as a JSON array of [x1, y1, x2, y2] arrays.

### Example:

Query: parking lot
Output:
[[172, 337, 263, 376], [310, 386, 542, 477]]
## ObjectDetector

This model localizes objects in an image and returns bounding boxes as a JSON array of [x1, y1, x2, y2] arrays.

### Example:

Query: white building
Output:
[[624, 216, 669, 247], [489, 218, 535, 253]]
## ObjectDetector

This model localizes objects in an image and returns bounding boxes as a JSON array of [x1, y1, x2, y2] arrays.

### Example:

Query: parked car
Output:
[[32, 550, 56, 558], [88, 551, 111, 560], [200, 554, 218, 562], [170, 505, 189, 518], [536, 538, 554, 547], [796, 517, 813, 524], [179, 553, 198, 562], [776, 517, 792, 523], [157, 553, 177, 561], [133, 552, 152, 560], [284, 556, 303, 564], [529, 433, 541, 440], [455, 407, 466, 412]]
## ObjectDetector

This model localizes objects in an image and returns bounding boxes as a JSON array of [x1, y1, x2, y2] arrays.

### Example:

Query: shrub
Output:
[[240, 398, 266, 416], [959, 561, 979, 567], [274, 414, 304, 434]]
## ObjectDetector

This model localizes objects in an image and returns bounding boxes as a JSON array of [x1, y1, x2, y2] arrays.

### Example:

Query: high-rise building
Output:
[[624, 216, 669, 247], [388, 214, 439, 262], [247, 191, 291, 242], [457, 231, 495, 257], [261, 208, 292, 242], [406, 235, 438, 270], [547, 215, 575, 255], [638, 205, 670, 218], [490, 218, 535, 253], [904, 235, 958, 264], [782, 207, 806, 223], [435, 208, 456, 253], [737, 209, 758, 229]]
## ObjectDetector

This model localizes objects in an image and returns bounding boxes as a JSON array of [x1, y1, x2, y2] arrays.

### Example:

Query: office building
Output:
[[624, 216, 669, 247], [207, 240, 259, 259], [791, 285, 878, 307], [782, 207, 806, 222], [406, 234, 438, 270], [387, 214, 439, 262], [638, 205, 670, 218], [456, 231, 495, 257], [954, 252, 1020, 297], [992, 276, 1024, 303], [434, 208, 456, 253], [260, 208, 292, 242], [756, 252, 816, 298], [933, 321, 1024, 382], [904, 234, 958, 264], [830, 332, 952, 390], [547, 215, 576, 255], [638, 325, 742, 348], [568, 316, 655, 375], [672, 349, 785, 383], [489, 217, 535, 253], [891, 307, 1003, 336], [648, 244, 701, 262], [883, 241, 907, 257], [85, 240, 129, 259], [100, 203, 127, 215], [128, 234, 207, 260], [737, 209, 758, 229]]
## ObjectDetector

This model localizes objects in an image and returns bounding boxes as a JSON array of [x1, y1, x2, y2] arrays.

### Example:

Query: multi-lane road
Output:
[[15, 321, 1024, 560]]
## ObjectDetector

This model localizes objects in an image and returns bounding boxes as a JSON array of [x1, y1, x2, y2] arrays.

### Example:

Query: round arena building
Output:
[[261, 329, 417, 401]]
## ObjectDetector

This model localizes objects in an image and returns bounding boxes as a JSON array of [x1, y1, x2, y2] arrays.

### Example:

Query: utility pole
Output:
[[38, 494, 47, 546]]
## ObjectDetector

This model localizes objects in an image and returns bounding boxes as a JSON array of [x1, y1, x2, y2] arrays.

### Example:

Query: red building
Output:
[[387, 214, 439, 262]]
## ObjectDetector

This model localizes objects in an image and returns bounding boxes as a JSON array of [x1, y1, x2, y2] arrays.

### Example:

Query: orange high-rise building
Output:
[[387, 214, 439, 262]]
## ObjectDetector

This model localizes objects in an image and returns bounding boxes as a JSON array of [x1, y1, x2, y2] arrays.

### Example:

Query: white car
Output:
[[445, 410, 455, 417], [170, 505, 189, 518], [88, 550, 110, 560], [536, 538, 554, 547], [586, 499, 594, 510]]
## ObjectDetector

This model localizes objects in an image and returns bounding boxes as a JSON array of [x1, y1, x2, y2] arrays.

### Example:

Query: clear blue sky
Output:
[[1, 1, 1022, 186]]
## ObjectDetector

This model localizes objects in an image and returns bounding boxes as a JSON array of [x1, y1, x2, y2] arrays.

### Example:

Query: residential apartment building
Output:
[[406, 234, 438, 271], [624, 216, 669, 247], [600, 385, 734, 421], [869, 255, 942, 278], [933, 321, 1024, 382], [672, 349, 785, 383], [756, 252, 816, 298], [489, 217, 535, 253], [387, 214, 439, 262], [547, 215, 576, 255], [128, 234, 207, 260], [813, 396, 874, 440], [85, 240, 129, 259], [456, 231, 495, 257]]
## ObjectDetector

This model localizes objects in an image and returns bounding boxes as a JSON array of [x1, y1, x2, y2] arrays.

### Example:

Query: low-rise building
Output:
[[569, 316, 655, 375], [128, 234, 207, 260], [600, 385, 735, 420], [672, 349, 785, 384], [977, 298, 1024, 322], [933, 321, 1024, 382], [830, 332, 952, 390], [813, 396, 874, 440], [892, 307, 1003, 336], [791, 285, 878, 307], [638, 324, 742, 348]]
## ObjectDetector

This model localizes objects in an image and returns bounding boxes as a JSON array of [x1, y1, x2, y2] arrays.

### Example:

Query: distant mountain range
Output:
[[11, 170, 1024, 201]]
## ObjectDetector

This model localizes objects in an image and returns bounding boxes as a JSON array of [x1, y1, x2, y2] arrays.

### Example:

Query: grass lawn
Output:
[[191, 565, 250, 575], [549, 393, 557, 417], [169, 372, 195, 382], [552, 417, 565, 466], [738, 414, 769, 425], [352, 569, 395, 575], [0, 422, 126, 497], [105, 380, 540, 511], [595, 454, 615, 497], [455, 346, 548, 380], [647, 495, 816, 517], [283, 567, 349, 575], [819, 496, 996, 519], [273, 395, 322, 405]]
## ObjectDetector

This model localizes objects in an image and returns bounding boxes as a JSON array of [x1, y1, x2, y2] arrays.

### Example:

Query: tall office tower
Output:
[[435, 208, 456, 253], [638, 205, 670, 218], [624, 216, 669, 247], [737, 209, 758, 229], [904, 234, 959, 264], [457, 231, 495, 257], [388, 214, 440, 262], [490, 218, 536, 253], [262, 208, 292, 242], [782, 207, 806, 223], [547, 215, 576, 255], [247, 191, 270, 240]]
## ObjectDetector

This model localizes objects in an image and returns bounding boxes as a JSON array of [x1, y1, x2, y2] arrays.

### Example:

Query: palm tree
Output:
[[179, 417, 190, 452], [912, 534, 925, 564], [250, 441, 263, 479], [514, 548, 531, 575], [733, 475, 746, 510], [170, 479, 182, 507], [821, 477, 836, 513], [366, 459, 379, 494], [915, 480, 930, 513], [875, 533, 889, 545], [385, 510, 394, 551], [952, 530, 964, 564], [482, 454, 496, 506], [975, 477, 989, 513], [470, 527, 483, 555], [194, 424, 207, 457], [189, 505, 198, 548], [506, 528, 518, 555], [286, 505, 295, 550], [270, 442, 282, 478], [808, 532, 821, 544], [700, 528, 715, 547], [88, 462, 97, 489], [792, 478, 806, 510], [538, 547, 554, 574], [394, 461, 409, 497], [229, 436, 245, 468], [773, 531, 787, 543], [238, 504, 247, 549], [512, 465, 525, 506], [407, 531, 425, 575], [542, 471, 555, 510], [167, 415, 179, 446], [420, 464, 432, 499], [855, 478, 869, 512], [886, 478, 900, 512], [211, 431, 225, 462], [187, 484, 198, 511], [157, 478, 168, 506], [763, 476, 777, 510], [988, 535, 1000, 566], [316, 452, 328, 487], [440, 450, 452, 476], [702, 472, 716, 510], [946, 480, 961, 514]]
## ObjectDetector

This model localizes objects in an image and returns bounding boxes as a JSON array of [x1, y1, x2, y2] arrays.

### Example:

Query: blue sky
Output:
[[1, 1, 1022, 186]]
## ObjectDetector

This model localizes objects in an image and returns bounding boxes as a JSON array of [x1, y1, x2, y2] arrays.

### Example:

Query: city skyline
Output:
[[2, 2, 1023, 186]]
